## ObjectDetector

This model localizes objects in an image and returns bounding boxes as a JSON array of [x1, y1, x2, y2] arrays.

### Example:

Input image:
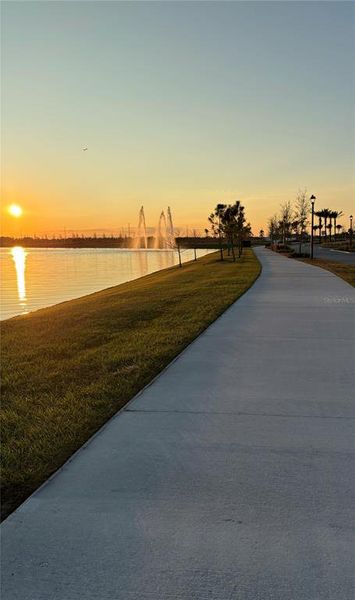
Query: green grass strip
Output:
[[1, 249, 260, 519]]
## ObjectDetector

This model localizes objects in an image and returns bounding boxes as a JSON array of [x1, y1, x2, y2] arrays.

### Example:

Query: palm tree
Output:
[[326, 223, 332, 241], [328, 211, 335, 242], [315, 211, 323, 244], [319, 208, 332, 241], [331, 210, 343, 241], [336, 224, 342, 238]]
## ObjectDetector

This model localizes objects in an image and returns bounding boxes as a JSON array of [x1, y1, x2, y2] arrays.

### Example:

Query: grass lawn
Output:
[[1, 249, 260, 520], [300, 258, 355, 287]]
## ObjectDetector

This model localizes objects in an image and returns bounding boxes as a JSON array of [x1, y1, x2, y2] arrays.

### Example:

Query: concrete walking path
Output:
[[290, 242, 355, 264], [313, 244, 355, 264], [2, 248, 355, 599]]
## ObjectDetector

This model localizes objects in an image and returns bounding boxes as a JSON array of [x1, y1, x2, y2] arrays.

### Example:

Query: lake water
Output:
[[0, 247, 212, 320]]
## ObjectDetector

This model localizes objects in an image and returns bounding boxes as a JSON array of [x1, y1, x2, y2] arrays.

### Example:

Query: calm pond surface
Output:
[[0, 247, 213, 320]]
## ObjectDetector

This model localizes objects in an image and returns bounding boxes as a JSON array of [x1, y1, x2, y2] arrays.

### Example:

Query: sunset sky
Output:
[[2, 0, 354, 236]]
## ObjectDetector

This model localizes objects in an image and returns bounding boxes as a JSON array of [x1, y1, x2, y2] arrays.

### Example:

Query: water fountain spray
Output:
[[155, 211, 167, 249], [135, 206, 147, 249], [166, 207, 175, 248], [133, 206, 175, 249]]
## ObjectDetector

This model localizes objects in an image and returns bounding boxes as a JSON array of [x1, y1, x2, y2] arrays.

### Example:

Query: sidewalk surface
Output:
[[2, 248, 355, 599], [290, 242, 355, 264], [313, 245, 355, 264]]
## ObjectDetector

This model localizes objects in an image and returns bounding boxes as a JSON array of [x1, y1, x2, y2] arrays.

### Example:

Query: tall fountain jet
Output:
[[154, 207, 176, 248], [135, 206, 147, 248], [166, 206, 175, 247], [133, 205, 175, 249], [155, 211, 167, 249]]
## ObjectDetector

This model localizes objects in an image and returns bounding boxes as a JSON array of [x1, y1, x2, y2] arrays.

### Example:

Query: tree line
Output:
[[267, 190, 344, 246]]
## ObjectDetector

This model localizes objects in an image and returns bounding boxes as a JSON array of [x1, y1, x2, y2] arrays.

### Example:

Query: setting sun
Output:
[[7, 203, 23, 218]]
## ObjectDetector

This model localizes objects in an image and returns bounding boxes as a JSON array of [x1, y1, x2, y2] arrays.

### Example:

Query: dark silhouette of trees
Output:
[[331, 210, 343, 241], [268, 215, 279, 244], [208, 204, 226, 261], [295, 188, 309, 252], [208, 201, 251, 261], [320, 208, 332, 241], [279, 201, 293, 244], [266, 190, 345, 251], [317, 209, 325, 242]]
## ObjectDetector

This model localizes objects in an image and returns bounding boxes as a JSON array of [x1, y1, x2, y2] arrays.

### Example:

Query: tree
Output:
[[259, 229, 264, 240], [222, 203, 239, 261], [291, 219, 300, 238], [242, 221, 252, 255], [319, 208, 332, 241], [209, 201, 249, 262], [220, 202, 246, 260], [238, 206, 249, 257], [331, 211, 343, 241], [268, 215, 279, 245], [315, 211, 323, 244], [295, 188, 309, 253], [208, 203, 226, 261], [279, 200, 293, 244]]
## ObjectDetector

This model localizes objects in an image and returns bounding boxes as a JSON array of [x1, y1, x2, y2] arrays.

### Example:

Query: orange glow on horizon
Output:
[[1, 183, 353, 238]]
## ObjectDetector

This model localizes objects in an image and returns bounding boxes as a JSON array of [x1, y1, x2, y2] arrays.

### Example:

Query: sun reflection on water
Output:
[[10, 246, 28, 313], [1, 247, 212, 320]]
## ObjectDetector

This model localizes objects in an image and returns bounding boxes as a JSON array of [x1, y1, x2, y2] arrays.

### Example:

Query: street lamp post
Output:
[[310, 195, 316, 259], [350, 215, 353, 249]]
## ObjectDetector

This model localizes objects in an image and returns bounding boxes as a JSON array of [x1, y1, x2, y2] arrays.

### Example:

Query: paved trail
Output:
[[2, 248, 355, 599], [291, 241, 355, 264], [313, 245, 355, 264]]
